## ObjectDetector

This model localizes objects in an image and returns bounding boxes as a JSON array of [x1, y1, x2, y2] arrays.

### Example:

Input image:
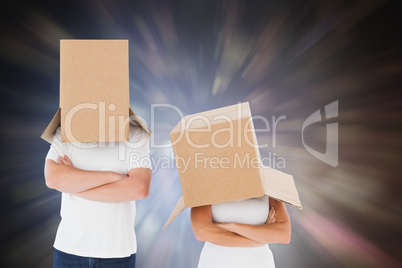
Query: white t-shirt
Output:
[[45, 125, 152, 258], [198, 196, 275, 268]]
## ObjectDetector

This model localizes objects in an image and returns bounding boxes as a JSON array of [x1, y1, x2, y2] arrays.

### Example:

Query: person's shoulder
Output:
[[128, 124, 151, 143], [129, 124, 150, 138]]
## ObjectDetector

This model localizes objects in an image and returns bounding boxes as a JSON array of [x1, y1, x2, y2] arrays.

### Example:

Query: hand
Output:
[[57, 155, 73, 167], [267, 207, 277, 224]]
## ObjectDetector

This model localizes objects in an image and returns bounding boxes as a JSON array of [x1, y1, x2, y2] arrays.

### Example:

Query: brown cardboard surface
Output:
[[42, 108, 151, 143], [41, 39, 151, 143], [60, 40, 129, 142], [261, 166, 302, 208], [170, 102, 264, 208], [163, 102, 302, 230], [41, 108, 61, 144]]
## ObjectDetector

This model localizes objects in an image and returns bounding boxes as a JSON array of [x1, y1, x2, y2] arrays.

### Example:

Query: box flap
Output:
[[129, 108, 152, 135], [170, 102, 264, 208], [41, 108, 61, 144], [59, 40, 130, 142], [261, 166, 302, 208], [163, 195, 185, 230]]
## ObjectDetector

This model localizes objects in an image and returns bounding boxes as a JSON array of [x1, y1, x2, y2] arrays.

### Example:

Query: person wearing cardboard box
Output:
[[42, 40, 152, 268], [163, 102, 302, 268], [191, 196, 290, 267]]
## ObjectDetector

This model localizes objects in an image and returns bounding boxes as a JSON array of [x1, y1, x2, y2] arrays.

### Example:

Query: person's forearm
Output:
[[45, 160, 124, 193], [74, 169, 151, 202], [220, 222, 291, 244], [194, 223, 264, 247]]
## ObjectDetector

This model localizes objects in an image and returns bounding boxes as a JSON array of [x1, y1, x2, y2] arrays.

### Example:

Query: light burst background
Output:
[[1, 0, 401, 267]]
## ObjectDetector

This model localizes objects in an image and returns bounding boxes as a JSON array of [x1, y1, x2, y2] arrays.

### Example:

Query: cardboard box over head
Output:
[[41, 40, 150, 143], [163, 102, 302, 230]]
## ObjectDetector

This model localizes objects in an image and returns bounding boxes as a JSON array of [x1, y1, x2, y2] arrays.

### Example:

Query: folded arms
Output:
[[190, 198, 291, 247], [44, 155, 151, 202]]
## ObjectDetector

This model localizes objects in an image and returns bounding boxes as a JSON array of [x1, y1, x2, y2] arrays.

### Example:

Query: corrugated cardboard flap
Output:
[[129, 108, 152, 135], [163, 195, 185, 230], [41, 108, 61, 144], [261, 166, 302, 209]]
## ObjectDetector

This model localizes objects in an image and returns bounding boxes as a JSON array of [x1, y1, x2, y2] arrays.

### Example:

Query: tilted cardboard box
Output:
[[163, 102, 302, 229], [41, 40, 150, 143]]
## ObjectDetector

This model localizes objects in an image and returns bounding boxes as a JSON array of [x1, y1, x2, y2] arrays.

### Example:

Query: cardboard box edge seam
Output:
[[170, 102, 251, 134]]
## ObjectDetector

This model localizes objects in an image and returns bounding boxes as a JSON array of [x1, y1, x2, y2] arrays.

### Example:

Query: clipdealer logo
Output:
[[302, 101, 339, 167], [61, 101, 339, 169]]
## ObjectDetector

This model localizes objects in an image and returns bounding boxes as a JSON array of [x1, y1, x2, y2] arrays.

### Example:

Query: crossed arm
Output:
[[190, 198, 291, 247], [44, 155, 151, 202]]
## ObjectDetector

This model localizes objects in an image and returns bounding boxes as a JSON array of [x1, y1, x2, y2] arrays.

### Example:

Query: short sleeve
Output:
[[126, 126, 152, 171], [45, 127, 70, 162]]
